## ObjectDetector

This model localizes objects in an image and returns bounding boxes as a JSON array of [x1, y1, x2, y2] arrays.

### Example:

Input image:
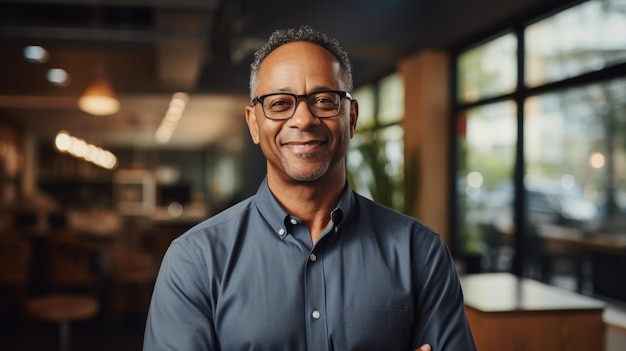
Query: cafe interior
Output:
[[1, 0, 626, 350]]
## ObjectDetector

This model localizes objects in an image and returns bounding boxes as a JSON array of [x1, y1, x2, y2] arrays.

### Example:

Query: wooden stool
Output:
[[107, 247, 157, 322], [26, 294, 99, 351]]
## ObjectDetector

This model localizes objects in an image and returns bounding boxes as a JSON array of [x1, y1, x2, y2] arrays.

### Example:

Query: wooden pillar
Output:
[[398, 51, 451, 245]]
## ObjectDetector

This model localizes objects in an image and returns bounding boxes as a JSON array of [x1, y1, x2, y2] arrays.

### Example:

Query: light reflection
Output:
[[561, 174, 576, 189], [167, 202, 184, 217], [590, 152, 605, 168], [467, 171, 484, 188]]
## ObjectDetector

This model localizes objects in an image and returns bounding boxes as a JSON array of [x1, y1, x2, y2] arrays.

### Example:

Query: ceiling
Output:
[[0, 0, 575, 150]]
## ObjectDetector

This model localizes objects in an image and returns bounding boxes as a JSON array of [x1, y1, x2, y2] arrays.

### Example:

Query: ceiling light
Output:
[[23, 46, 49, 63], [47, 68, 70, 86], [155, 92, 189, 144], [78, 76, 120, 116], [54, 131, 118, 170]]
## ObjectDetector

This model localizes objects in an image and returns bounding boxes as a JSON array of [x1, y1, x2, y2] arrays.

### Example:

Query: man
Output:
[[144, 26, 476, 351]]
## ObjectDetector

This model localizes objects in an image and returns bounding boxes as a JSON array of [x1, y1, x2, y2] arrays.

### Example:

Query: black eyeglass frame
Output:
[[251, 90, 353, 120]]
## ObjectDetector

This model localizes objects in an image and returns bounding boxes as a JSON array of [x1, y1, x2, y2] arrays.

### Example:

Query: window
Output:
[[348, 73, 406, 212], [457, 101, 517, 253], [457, 33, 517, 103], [525, 79, 626, 221], [525, 0, 626, 87], [454, 0, 626, 302]]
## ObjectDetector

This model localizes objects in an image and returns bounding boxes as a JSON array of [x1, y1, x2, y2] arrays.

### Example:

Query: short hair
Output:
[[249, 25, 353, 99]]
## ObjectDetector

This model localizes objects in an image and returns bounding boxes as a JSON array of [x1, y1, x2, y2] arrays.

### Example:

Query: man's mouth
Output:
[[286, 141, 323, 148], [283, 141, 324, 154]]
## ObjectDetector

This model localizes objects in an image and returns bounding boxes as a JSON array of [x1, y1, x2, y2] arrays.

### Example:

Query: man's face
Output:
[[245, 41, 358, 183]]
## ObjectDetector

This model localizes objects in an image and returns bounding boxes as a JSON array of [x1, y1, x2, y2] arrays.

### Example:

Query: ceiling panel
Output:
[[0, 0, 576, 150]]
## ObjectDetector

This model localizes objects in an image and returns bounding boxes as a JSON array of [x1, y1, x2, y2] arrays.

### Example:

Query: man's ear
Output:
[[349, 99, 359, 138], [245, 105, 260, 144]]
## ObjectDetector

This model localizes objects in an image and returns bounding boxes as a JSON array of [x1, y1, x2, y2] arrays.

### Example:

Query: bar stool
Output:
[[0, 233, 32, 321], [106, 246, 157, 322], [26, 294, 99, 351]]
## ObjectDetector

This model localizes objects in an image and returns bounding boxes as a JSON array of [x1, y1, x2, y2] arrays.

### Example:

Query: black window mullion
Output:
[[512, 24, 526, 277]]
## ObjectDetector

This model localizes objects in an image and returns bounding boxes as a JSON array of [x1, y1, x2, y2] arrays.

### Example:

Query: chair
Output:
[[47, 234, 101, 295], [0, 234, 33, 321], [106, 246, 158, 322], [145, 226, 181, 265], [26, 294, 99, 351]]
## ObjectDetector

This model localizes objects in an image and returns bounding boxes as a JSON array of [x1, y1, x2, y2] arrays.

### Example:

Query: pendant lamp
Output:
[[78, 74, 120, 116]]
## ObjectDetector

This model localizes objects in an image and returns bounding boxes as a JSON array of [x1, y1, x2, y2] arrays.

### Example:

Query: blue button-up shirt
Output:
[[144, 178, 476, 350]]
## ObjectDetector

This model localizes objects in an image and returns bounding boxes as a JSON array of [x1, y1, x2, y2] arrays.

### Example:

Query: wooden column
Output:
[[398, 51, 451, 244]]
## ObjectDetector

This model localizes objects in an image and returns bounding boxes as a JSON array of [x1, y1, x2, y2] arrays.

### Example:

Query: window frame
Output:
[[450, 0, 626, 276]]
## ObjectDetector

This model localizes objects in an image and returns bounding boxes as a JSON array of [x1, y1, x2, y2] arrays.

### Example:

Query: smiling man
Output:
[[144, 26, 476, 351]]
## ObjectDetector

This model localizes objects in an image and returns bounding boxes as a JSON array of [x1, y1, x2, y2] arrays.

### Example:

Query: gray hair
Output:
[[249, 25, 353, 99]]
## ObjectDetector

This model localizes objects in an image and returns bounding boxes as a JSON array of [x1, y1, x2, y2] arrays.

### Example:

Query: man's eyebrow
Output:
[[309, 85, 337, 92], [261, 87, 293, 94]]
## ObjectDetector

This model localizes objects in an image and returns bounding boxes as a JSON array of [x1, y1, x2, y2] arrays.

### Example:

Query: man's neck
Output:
[[267, 173, 345, 244]]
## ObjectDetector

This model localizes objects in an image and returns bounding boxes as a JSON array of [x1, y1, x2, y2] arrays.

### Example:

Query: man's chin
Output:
[[286, 166, 328, 182], [295, 152, 316, 159]]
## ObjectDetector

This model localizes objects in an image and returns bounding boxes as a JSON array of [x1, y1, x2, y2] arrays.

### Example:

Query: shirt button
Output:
[[278, 229, 285, 236], [312, 310, 321, 320], [290, 218, 298, 225], [309, 253, 317, 262]]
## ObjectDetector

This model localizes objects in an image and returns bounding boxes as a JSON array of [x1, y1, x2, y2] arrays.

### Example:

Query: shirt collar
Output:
[[254, 177, 353, 240]]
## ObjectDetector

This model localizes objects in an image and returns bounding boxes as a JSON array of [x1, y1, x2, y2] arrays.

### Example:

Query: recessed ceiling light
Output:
[[47, 68, 70, 86], [23, 45, 49, 63]]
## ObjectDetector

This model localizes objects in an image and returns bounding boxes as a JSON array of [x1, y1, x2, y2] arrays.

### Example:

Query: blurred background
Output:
[[1, 0, 625, 350]]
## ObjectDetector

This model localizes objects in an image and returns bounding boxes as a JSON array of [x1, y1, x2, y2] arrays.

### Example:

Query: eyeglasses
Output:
[[251, 90, 353, 120]]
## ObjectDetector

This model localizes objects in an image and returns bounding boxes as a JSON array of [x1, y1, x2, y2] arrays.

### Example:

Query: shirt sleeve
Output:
[[143, 240, 218, 351], [411, 231, 477, 351]]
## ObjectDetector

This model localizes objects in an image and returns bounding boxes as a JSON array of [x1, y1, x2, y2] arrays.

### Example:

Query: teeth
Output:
[[291, 142, 320, 148]]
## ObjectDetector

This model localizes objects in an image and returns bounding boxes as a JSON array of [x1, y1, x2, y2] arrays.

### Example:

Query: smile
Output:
[[283, 141, 325, 154], [285, 141, 323, 148]]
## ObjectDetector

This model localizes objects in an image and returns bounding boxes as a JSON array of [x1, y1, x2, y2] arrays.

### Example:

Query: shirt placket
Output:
[[291, 218, 329, 350]]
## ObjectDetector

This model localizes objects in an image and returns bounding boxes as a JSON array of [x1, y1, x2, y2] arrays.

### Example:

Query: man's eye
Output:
[[313, 96, 337, 107], [315, 97, 331, 104], [273, 100, 289, 106], [267, 98, 293, 110]]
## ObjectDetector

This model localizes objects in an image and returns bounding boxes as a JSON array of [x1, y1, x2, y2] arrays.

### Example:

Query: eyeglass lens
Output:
[[262, 92, 343, 119]]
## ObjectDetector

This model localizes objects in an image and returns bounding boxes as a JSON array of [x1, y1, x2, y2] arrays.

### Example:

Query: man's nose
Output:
[[288, 99, 319, 127]]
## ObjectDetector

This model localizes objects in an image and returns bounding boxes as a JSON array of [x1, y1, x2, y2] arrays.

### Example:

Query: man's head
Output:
[[249, 25, 353, 99], [245, 26, 358, 185]]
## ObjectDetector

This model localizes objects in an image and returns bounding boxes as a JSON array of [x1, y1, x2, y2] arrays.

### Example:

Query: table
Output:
[[494, 223, 625, 293], [26, 294, 99, 351], [461, 273, 605, 351], [537, 224, 626, 294], [537, 224, 626, 256]]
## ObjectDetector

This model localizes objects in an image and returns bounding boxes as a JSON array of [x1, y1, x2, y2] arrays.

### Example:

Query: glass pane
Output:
[[378, 72, 404, 125], [347, 125, 404, 211], [525, 78, 626, 224], [524, 78, 626, 296], [457, 33, 517, 103], [353, 84, 375, 131], [526, 0, 626, 87], [456, 101, 517, 272]]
